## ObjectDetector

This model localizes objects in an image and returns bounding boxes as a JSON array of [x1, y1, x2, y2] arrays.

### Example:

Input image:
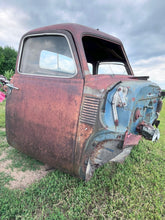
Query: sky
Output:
[[0, 0, 165, 89]]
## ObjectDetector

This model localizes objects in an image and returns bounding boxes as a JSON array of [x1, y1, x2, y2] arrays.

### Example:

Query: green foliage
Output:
[[0, 46, 17, 75], [0, 101, 164, 219], [162, 90, 165, 99], [4, 69, 14, 80], [0, 47, 5, 68]]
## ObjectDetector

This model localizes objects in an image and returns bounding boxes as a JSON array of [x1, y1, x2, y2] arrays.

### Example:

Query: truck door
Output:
[[6, 32, 83, 172]]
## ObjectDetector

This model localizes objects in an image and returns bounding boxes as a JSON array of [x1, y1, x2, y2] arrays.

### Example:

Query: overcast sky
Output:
[[0, 0, 165, 89]]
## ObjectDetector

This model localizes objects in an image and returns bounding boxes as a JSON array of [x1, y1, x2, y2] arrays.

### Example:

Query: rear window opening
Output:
[[98, 62, 128, 75], [83, 36, 130, 75]]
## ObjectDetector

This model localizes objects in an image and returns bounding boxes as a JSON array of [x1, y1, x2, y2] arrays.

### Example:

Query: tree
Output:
[[0, 47, 5, 70], [0, 46, 17, 75]]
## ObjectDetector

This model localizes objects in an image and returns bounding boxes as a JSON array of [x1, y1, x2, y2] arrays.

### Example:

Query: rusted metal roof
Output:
[[25, 23, 122, 45]]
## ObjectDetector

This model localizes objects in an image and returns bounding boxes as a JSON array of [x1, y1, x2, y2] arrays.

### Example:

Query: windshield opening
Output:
[[82, 36, 130, 75]]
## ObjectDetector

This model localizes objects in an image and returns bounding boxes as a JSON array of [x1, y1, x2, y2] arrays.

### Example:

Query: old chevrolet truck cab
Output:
[[5, 24, 163, 180]]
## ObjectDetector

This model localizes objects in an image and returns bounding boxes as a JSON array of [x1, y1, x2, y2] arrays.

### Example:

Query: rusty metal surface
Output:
[[74, 123, 94, 176], [123, 131, 141, 148], [85, 74, 135, 90], [25, 23, 123, 46], [6, 73, 84, 174]]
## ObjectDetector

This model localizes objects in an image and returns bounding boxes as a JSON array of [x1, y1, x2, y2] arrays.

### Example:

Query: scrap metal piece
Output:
[[137, 122, 160, 141], [123, 131, 141, 147], [111, 146, 133, 163], [85, 140, 122, 181]]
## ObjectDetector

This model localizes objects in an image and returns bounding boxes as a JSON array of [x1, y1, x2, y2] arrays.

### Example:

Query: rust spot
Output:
[[74, 122, 94, 174], [134, 108, 141, 121], [114, 120, 119, 126]]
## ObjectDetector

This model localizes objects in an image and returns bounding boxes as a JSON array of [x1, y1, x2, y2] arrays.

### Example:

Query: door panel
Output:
[[6, 32, 83, 173], [6, 74, 83, 172]]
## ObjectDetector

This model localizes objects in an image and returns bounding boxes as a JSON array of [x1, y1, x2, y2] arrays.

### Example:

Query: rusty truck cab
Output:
[[6, 24, 162, 180]]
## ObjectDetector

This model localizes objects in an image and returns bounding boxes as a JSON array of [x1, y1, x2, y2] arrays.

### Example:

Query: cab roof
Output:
[[25, 23, 122, 45]]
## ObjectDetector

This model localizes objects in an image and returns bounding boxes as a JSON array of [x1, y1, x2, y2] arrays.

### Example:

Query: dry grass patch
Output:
[[0, 138, 51, 190]]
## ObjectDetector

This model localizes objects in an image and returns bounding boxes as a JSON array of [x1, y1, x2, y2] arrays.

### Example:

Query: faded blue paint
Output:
[[104, 148, 114, 152], [84, 129, 124, 153], [92, 130, 124, 142], [102, 80, 161, 135]]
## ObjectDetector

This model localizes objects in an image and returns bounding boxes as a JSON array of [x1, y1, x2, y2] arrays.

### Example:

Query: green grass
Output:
[[0, 100, 164, 219], [0, 172, 13, 185], [5, 148, 43, 171], [0, 101, 5, 128]]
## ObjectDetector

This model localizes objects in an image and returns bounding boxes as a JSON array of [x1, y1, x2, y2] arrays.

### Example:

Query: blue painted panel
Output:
[[102, 80, 160, 135]]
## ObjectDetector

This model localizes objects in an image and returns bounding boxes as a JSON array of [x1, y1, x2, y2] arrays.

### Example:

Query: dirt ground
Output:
[[0, 129, 51, 190]]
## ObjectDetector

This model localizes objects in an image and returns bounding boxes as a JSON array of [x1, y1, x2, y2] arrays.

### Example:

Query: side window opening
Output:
[[82, 36, 129, 75], [19, 35, 76, 77]]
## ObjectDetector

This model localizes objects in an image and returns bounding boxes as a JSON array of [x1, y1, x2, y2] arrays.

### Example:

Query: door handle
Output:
[[6, 83, 19, 90], [6, 83, 19, 94]]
